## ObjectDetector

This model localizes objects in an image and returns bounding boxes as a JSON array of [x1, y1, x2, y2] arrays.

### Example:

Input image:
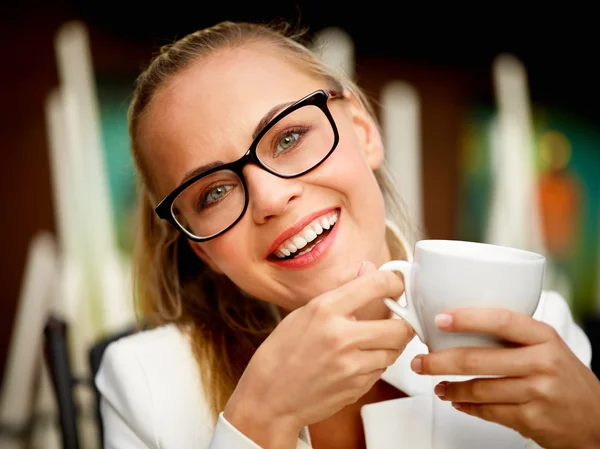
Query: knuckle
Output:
[[477, 405, 495, 422], [343, 359, 358, 376], [470, 380, 487, 402], [386, 270, 405, 293], [386, 349, 401, 366], [322, 320, 347, 351], [460, 351, 483, 373], [309, 296, 333, 318], [371, 270, 391, 293], [333, 357, 355, 376], [329, 335, 347, 353], [543, 324, 561, 342], [496, 309, 513, 332], [402, 328, 416, 344], [392, 321, 414, 347], [350, 373, 374, 394], [518, 403, 545, 434], [342, 385, 361, 404], [526, 377, 554, 400], [536, 346, 562, 374]]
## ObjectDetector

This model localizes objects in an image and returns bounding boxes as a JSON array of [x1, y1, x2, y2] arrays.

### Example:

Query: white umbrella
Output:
[[380, 81, 423, 243], [486, 53, 546, 252], [54, 21, 134, 335], [487, 53, 567, 300], [0, 232, 58, 449]]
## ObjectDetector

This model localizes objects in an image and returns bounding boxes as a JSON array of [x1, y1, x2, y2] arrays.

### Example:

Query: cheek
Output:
[[324, 134, 387, 224], [325, 116, 374, 179], [199, 229, 251, 272], [320, 136, 383, 201], [197, 222, 268, 291]]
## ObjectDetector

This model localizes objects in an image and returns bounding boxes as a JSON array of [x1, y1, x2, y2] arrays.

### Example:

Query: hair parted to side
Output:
[[127, 20, 415, 424]]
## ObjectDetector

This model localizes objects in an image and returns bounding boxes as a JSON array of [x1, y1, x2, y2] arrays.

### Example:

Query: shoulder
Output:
[[533, 290, 592, 367], [97, 323, 198, 372], [95, 323, 213, 448]]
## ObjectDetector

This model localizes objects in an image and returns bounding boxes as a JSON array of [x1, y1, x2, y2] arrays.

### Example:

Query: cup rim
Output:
[[415, 239, 546, 263]]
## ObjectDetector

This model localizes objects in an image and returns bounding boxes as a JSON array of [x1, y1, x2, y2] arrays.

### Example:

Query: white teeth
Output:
[[273, 210, 339, 258], [303, 228, 318, 243], [297, 245, 316, 257], [292, 236, 307, 250]]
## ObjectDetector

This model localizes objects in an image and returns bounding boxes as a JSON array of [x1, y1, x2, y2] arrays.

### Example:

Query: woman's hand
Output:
[[224, 261, 414, 448], [410, 308, 600, 449]]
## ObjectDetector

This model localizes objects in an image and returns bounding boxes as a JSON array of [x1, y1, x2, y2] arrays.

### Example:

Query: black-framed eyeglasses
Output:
[[155, 88, 343, 242]]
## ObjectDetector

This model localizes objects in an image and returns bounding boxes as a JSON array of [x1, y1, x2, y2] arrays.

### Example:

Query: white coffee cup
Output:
[[379, 239, 546, 351]]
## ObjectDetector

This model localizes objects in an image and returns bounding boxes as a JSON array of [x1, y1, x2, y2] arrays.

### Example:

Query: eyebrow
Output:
[[251, 100, 294, 140], [178, 160, 225, 186], [177, 100, 295, 187]]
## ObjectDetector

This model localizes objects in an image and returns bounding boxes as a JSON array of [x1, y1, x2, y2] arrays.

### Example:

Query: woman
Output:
[[95, 20, 600, 449]]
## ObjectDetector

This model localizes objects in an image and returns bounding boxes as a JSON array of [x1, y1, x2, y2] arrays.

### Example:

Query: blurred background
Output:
[[1, 1, 600, 448]]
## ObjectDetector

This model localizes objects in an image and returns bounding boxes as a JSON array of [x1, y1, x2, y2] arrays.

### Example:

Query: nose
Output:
[[243, 164, 303, 224]]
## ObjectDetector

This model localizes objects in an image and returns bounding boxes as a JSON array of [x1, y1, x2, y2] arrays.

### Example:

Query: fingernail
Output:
[[435, 313, 453, 328], [452, 402, 463, 411], [356, 261, 367, 277], [411, 356, 423, 374], [434, 382, 447, 398]]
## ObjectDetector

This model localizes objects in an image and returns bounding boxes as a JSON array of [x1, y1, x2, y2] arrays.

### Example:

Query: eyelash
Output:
[[271, 126, 310, 156], [197, 181, 234, 211]]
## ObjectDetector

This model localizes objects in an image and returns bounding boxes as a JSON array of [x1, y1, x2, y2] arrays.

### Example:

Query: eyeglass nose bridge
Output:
[[228, 144, 303, 182]]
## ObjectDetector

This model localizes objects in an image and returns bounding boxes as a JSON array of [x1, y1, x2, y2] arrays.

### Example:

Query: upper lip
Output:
[[265, 206, 339, 258]]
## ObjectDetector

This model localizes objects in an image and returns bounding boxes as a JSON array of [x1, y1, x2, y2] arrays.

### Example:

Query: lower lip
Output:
[[269, 212, 340, 269]]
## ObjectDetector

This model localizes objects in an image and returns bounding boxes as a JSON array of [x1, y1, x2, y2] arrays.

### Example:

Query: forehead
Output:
[[140, 44, 326, 197]]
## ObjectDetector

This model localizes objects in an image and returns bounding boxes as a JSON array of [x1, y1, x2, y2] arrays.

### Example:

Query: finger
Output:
[[355, 348, 403, 374], [435, 308, 556, 346], [353, 318, 415, 350], [451, 402, 529, 435], [355, 260, 378, 278], [320, 262, 405, 316], [412, 345, 541, 376], [436, 377, 534, 404]]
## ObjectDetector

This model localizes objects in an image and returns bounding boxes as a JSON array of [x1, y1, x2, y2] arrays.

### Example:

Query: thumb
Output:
[[355, 260, 379, 278]]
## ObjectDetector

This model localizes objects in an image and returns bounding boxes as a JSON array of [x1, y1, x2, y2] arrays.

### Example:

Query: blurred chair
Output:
[[43, 314, 138, 449], [43, 315, 81, 449], [88, 325, 138, 448]]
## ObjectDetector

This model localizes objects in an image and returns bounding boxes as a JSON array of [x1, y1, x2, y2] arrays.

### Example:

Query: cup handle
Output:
[[379, 260, 425, 342]]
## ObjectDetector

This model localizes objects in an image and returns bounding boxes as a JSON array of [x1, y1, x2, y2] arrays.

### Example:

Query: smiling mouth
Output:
[[270, 209, 339, 261]]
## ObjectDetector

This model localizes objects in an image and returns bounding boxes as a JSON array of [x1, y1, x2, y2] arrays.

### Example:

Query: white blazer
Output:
[[96, 224, 593, 449]]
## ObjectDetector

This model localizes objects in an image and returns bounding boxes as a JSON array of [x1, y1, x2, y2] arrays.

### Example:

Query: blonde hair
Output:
[[128, 20, 414, 424]]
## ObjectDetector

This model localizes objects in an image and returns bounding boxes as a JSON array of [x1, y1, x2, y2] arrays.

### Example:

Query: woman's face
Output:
[[140, 44, 391, 311]]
